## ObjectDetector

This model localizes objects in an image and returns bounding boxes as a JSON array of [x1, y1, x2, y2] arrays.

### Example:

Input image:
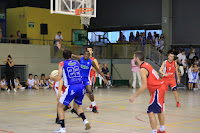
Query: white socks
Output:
[[160, 125, 165, 131], [91, 101, 96, 107], [152, 130, 157, 133], [152, 129, 157, 133]]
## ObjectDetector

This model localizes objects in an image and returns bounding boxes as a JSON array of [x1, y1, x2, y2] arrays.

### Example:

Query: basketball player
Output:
[[71, 51, 108, 113], [159, 52, 181, 107], [129, 51, 166, 133], [87, 47, 100, 109], [51, 49, 91, 132], [51, 72, 71, 124]]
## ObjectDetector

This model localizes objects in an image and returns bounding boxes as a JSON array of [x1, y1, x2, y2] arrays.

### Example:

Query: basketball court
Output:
[[0, 88, 200, 133]]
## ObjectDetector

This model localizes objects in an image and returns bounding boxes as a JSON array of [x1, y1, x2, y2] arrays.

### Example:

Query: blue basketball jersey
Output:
[[62, 59, 82, 86], [79, 57, 92, 80]]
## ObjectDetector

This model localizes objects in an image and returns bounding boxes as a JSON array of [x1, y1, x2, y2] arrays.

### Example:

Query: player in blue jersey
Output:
[[51, 49, 91, 133], [56, 43, 108, 113]]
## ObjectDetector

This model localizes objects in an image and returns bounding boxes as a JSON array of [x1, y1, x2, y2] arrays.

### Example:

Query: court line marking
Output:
[[0, 130, 14, 133]]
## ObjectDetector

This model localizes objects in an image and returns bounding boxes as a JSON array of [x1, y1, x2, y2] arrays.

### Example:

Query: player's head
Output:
[[87, 47, 93, 56], [29, 73, 33, 79], [167, 52, 174, 61], [16, 77, 20, 82], [134, 51, 144, 66], [63, 49, 72, 59], [41, 74, 45, 79], [1, 76, 5, 81], [84, 51, 90, 60], [34, 75, 38, 80]]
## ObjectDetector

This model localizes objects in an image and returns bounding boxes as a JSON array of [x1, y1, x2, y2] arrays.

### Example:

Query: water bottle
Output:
[[28, 86, 32, 89]]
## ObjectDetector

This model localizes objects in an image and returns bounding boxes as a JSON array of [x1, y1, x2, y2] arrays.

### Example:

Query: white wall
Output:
[[0, 43, 58, 78]]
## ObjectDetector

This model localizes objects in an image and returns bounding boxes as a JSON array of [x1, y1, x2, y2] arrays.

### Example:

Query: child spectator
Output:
[[39, 74, 49, 89], [188, 64, 194, 90], [26, 74, 35, 89], [48, 77, 54, 89], [0, 77, 8, 90], [14, 77, 25, 90], [34, 75, 40, 89]]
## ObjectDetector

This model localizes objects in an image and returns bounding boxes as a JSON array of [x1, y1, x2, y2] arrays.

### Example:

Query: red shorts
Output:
[[163, 78, 177, 91], [90, 75, 96, 87], [148, 84, 166, 113]]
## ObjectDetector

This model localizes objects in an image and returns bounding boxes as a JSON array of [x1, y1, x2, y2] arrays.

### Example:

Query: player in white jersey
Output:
[[0, 77, 8, 90], [13, 77, 25, 90], [26, 74, 36, 89]]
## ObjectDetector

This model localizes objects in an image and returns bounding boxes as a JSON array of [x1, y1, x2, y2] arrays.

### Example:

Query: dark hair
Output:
[[16, 77, 20, 80], [189, 45, 193, 48], [63, 49, 72, 59], [41, 74, 45, 77], [1, 76, 5, 79], [57, 31, 61, 34], [29, 73, 33, 76], [34, 75, 38, 77], [86, 46, 93, 50], [181, 49, 185, 52], [134, 51, 144, 61], [80, 53, 83, 56], [167, 51, 174, 56], [8, 55, 12, 59]]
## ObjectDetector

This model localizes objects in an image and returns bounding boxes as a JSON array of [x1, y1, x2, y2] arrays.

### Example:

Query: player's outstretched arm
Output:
[[159, 61, 168, 77], [129, 68, 148, 102], [92, 61, 108, 85], [51, 62, 63, 81], [71, 54, 82, 60]]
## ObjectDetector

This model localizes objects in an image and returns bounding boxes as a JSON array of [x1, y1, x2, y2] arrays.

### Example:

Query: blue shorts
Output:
[[59, 83, 85, 106], [82, 79, 91, 88]]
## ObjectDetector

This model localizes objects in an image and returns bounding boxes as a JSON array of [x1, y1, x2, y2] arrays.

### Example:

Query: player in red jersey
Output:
[[159, 52, 181, 107], [129, 51, 166, 133], [86, 47, 99, 111]]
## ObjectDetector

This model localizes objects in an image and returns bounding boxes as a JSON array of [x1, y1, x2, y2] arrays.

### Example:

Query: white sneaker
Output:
[[35, 86, 39, 90], [84, 119, 91, 130], [20, 87, 26, 90], [7, 89, 10, 92], [14, 88, 17, 92], [44, 86, 49, 89], [54, 127, 66, 133]]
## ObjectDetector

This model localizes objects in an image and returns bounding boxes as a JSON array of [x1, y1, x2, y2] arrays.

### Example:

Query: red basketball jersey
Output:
[[163, 60, 176, 79], [53, 81, 66, 94], [90, 57, 96, 76], [140, 62, 164, 93]]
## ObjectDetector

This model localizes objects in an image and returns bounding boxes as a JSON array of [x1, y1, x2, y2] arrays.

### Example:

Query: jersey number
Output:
[[169, 67, 171, 71], [152, 69, 159, 80], [67, 66, 81, 78]]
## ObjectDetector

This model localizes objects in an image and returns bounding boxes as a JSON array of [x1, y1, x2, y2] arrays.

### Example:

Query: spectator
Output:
[[193, 56, 199, 66], [2, 55, 16, 92], [192, 64, 199, 90], [48, 77, 54, 89], [39, 74, 49, 89], [159, 34, 165, 52], [140, 33, 146, 51], [131, 58, 141, 89], [177, 49, 187, 68], [13, 77, 25, 90], [188, 64, 193, 90], [16, 30, 21, 43], [188, 45, 196, 63], [152, 31, 157, 43], [54, 31, 63, 57], [147, 32, 153, 43], [135, 32, 140, 42], [34, 75, 40, 89], [129, 32, 135, 43], [0, 77, 8, 90], [170, 47, 179, 56], [98, 63, 103, 87], [155, 34, 160, 49], [117, 32, 126, 43], [9, 35, 15, 43], [102, 63, 112, 87], [26, 73, 36, 89], [0, 26, 2, 43]]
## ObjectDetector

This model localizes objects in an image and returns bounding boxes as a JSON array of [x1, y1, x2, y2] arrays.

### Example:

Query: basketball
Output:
[[51, 70, 59, 77]]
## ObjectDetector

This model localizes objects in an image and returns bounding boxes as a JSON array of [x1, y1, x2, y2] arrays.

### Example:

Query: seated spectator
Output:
[[34, 75, 40, 89], [177, 49, 187, 68], [188, 45, 196, 64], [13, 77, 25, 90], [102, 63, 112, 87], [39, 74, 49, 89], [129, 32, 135, 43], [9, 35, 15, 43], [48, 77, 54, 89], [135, 31, 140, 42], [192, 64, 199, 90], [26, 73, 36, 89], [0, 77, 8, 90], [117, 32, 126, 43], [193, 56, 199, 66], [146, 32, 153, 43]]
